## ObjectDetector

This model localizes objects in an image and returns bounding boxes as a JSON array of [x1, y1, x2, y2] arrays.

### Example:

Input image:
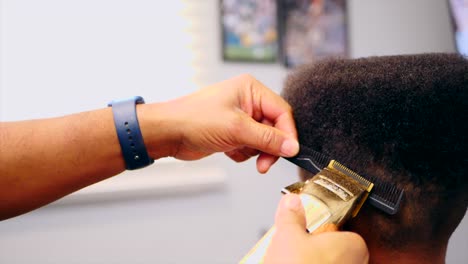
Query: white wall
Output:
[[0, 0, 466, 263]]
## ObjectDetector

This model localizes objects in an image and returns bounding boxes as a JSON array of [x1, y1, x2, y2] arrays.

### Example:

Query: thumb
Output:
[[241, 118, 299, 157], [274, 194, 307, 234]]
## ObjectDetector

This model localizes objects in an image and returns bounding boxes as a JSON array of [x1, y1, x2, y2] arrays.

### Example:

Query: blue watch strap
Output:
[[108, 96, 154, 170]]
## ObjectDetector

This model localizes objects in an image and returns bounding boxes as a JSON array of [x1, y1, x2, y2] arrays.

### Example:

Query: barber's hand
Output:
[[264, 194, 369, 264], [143, 74, 299, 173]]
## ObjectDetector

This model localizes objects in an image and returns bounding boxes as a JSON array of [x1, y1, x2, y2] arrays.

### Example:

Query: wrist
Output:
[[108, 97, 154, 170], [136, 101, 181, 160]]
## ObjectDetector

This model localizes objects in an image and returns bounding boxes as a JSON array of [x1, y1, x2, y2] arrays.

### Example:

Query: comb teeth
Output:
[[365, 178, 404, 215], [328, 160, 374, 192]]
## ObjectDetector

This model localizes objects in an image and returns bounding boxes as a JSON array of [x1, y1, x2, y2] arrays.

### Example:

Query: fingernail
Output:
[[281, 138, 299, 156], [284, 194, 302, 211]]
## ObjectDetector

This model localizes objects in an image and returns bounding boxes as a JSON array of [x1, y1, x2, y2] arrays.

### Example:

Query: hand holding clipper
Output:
[[239, 160, 373, 263], [263, 194, 369, 264]]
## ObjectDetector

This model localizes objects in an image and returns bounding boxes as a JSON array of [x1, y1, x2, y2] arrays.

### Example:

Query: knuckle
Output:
[[238, 73, 255, 82], [238, 74, 258, 94], [260, 127, 277, 147]]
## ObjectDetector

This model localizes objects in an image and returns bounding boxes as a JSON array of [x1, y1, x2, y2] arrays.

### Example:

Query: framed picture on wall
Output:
[[220, 0, 278, 62], [278, 0, 348, 68], [448, 0, 468, 56]]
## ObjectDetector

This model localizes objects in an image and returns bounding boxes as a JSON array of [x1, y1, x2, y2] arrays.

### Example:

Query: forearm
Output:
[[0, 75, 299, 220], [0, 108, 127, 220], [0, 102, 181, 220]]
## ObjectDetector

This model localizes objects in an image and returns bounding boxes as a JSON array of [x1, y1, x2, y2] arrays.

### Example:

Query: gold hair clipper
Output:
[[239, 160, 373, 263]]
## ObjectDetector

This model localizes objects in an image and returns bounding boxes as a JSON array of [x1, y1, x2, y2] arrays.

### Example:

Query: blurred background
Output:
[[0, 0, 466, 263]]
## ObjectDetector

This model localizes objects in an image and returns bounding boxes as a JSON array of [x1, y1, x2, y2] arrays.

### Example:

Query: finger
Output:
[[311, 223, 339, 235], [265, 194, 308, 264], [337, 231, 369, 262], [255, 118, 281, 173], [224, 150, 250, 163], [308, 231, 370, 263], [274, 194, 307, 234], [340, 232, 370, 263], [274, 111, 298, 140], [225, 148, 260, 163], [239, 147, 261, 158], [256, 153, 279, 173], [250, 80, 298, 138], [239, 117, 299, 157]]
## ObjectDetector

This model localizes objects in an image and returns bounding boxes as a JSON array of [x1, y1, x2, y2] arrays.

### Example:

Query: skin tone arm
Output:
[[0, 74, 370, 262], [0, 74, 299, 220]]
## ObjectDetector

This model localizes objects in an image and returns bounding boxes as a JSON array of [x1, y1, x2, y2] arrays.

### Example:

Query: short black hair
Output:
[[282, 53, 468, 250]]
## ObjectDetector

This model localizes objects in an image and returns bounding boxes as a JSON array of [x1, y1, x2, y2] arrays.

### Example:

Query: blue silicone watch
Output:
[[108, 96, 154, 170]]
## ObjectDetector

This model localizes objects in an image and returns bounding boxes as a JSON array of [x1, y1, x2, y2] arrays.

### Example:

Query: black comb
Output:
[[284, 144, 404, 215]]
